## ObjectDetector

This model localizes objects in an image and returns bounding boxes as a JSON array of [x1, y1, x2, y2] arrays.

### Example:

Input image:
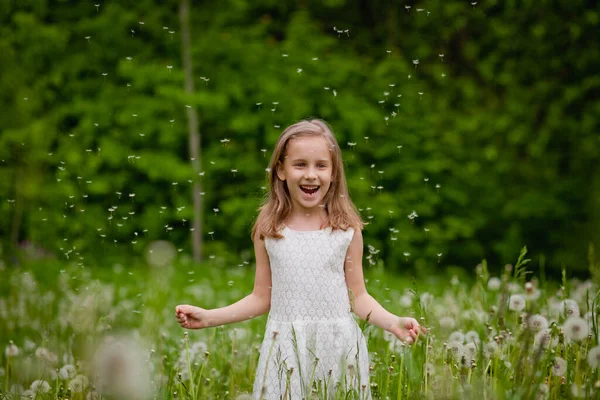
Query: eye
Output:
[[318, 163, 327, 169], [294, 162, 305, 167]]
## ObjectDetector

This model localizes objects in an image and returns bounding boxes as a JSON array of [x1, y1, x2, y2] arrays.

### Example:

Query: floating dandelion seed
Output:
[[471, 2, 477, 7], [405, 5, 411, 11], [408, 210, 418, 222], [208, 231, 214, 240], [312, 57, 318, 61], [397, 145, 402, 153], [261, 149, 267, 157], [439, 54, 445, 61], [231, 169, 237, 177], [348, 142, 356, 149], [403, 252, 410, 261], [94, 4, 100, 11], [297, 68, 303, 74], [167, 65, 173, 72], [386, 50, 392, 55], [436, 183, 441, 192], [213, 208, 219, 215], [85, 36, 91, 43], [437, 253, 443, 263], [413, 59, 419, 68]]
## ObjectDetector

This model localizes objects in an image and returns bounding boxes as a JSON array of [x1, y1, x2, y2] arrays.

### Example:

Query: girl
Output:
[[176, 119, 425, 399]]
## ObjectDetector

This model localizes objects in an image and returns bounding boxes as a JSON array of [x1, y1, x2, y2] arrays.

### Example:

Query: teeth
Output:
[[301, 185, 318, 189]]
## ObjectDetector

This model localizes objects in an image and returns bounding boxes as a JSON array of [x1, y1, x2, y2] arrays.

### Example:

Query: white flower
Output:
[[69, 376, 88, 393], [551, 357, 567, 376], [528, 314, 549, 331], [563, 317, 589, 342], [559, 299, 580, 318], [59, 364, 76, 380], [30, 380, 50, 393], [487, 277, 501, 291], [507, 282, 521, 293], [35, 347, 58, 366], [446, 341, 464, 362], [93, 336, 151, 400], [464, 342, 478, 363], [399, 294, 412, 308], [5, 341, 19, 357], [465, 330, 480, 344], [439, 316, 456, 330], [534, 329, 557, 350], [448, 331, 465, 343], [587, 345, 600, 368], [22, 389, 35, 398], [483, 341, 499, 358], [508, 294, 526, 311]]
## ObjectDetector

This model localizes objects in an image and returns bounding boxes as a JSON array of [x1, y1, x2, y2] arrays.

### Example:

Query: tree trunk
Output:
[[179, 0, 203, 263]]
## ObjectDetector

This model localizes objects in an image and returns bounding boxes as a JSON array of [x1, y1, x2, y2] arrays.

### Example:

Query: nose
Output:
[[304, 167, 317, 180]]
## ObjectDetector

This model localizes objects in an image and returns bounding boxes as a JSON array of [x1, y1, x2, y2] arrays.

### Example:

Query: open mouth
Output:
[[300, 185, 319, 195]]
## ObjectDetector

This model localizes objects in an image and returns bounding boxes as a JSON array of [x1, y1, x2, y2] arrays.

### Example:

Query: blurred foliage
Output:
[[0, 0, 598, 273]]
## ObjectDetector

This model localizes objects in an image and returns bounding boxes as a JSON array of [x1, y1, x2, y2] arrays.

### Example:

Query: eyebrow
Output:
[[290, 158, 330, 163]]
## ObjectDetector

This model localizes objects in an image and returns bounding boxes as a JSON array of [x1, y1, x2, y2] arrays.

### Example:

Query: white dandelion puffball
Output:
[[5, 341, 19, 357], [465, 330, 480, 344], [587, 345, 600, 368], [69, 375, 89, 393], [528, 314, 549, 331], [508, 294, 526, 311], [146, 240, 177, 267], [446, 341, 465, 361], [559, 299, 580, 318], [534, 329, 557, 349], [93, 336, 152, 400], [563, 316, 589, 342], [399, 294, 412, 308], [507, 282, 521, 293], [59, 364, 77, 380], [439, 316, 456, 330], [35, 347, 58, 366], [448, 331, 465, 343], [30, 380, 50, 393], [551, 357, 567, 376], [487, 277, 501, 291]]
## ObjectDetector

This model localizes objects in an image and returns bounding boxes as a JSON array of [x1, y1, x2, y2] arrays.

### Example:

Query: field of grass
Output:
[[1, 248, 599, 399]]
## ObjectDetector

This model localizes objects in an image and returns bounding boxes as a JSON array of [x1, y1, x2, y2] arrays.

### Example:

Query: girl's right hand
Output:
[[175, 305, 209, 329]]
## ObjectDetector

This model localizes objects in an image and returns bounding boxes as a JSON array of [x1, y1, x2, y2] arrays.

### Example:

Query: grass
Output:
[[1, 248, 599, 399]]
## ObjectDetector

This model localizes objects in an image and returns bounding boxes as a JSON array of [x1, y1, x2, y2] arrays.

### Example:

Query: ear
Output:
[[276, 161, 286, 181]]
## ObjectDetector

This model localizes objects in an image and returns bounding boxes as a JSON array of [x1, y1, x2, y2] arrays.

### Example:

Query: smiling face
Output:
[[277, 135, 333, 214]]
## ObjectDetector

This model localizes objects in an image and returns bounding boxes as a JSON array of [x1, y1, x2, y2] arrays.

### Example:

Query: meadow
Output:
[[1, 246, 599, 399]]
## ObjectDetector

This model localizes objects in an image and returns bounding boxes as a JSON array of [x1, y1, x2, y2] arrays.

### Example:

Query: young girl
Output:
[[176, 119, 424, 399]]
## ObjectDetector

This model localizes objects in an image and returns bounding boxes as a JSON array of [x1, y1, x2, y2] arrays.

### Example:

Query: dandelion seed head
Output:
[[508, 294, 526, 311], [587, 345, 600, 368], [487, 277, 501, 291], [528, 314, 549, 332], [448, 331, 465, 343], [551, 357, 567, 376], [563, 316, 588, 342]]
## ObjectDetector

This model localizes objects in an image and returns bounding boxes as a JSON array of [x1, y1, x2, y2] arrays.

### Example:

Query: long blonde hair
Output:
[[252, 119, 363, 240]]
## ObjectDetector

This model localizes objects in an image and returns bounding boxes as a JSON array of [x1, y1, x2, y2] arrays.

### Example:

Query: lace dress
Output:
[[252, 226, 371, 400]]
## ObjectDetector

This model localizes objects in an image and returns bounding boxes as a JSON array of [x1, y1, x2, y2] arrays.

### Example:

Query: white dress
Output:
[[252, 226, 371, 400]]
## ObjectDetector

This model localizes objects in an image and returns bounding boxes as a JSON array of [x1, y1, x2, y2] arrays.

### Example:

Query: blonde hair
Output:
[[252, 119, 363, 240]]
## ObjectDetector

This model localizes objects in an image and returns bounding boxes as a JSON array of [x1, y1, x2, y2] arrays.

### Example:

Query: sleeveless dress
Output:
[[252, 226, 371, 400]]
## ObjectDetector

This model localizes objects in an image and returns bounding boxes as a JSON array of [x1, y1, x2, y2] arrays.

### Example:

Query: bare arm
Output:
[[344, 229, 423, 343], [176, 232, 272, 329]]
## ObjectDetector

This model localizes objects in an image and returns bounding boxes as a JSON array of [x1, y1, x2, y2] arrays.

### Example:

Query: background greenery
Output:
[[1, 0, 598, 274]]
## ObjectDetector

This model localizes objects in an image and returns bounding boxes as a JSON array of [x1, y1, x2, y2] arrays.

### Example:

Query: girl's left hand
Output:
[[391, 317, 427, 345]]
